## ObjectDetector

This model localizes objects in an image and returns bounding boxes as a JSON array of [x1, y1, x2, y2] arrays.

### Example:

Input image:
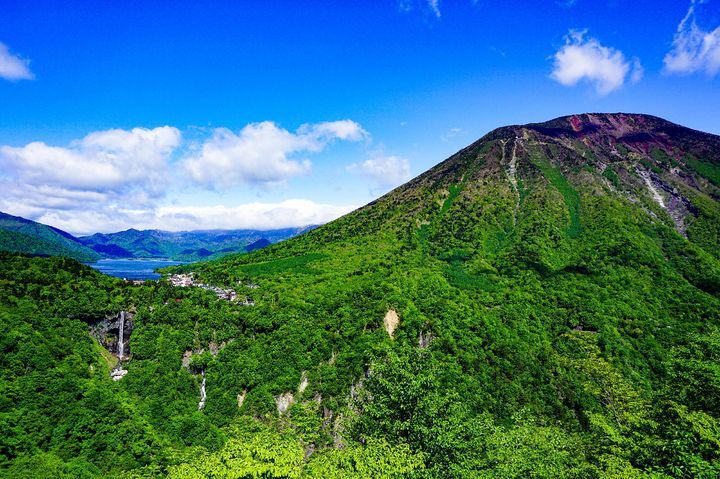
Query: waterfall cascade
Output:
[[198, 370, 207, 410], [118, 311, 125, 361], [88, 310, 134, 380]]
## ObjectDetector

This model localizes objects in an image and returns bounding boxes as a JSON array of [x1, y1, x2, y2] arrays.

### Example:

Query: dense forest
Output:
[[1, 113, 719, 478], [0, 212, 100, 263]]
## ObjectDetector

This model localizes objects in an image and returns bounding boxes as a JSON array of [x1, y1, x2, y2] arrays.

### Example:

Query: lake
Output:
[[87, 259, 188, 280]]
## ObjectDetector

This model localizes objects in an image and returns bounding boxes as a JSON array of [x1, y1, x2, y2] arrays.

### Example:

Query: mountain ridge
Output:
[[0, 211, 101, 262], [272, 113, 720, 266], [0, 210, 317, 262], [79, 225, 316, 261], [2, 113, 719, 477], [149, 112, 719, 476]]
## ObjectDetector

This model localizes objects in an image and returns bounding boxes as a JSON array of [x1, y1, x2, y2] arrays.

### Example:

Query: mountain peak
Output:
[[331, 113, 720, 257], [480, 113, 715, 145], [448, 112, 720, 178]]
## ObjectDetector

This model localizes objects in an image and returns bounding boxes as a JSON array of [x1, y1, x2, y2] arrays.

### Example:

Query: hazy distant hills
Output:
[[0, 212, 101, 262], [78, 226, 316, 261], [0, 211, 315, 262]]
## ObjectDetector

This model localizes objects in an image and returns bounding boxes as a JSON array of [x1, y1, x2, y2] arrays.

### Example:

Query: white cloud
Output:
[[550, 30, 642, 95], [428, 0, 441, 18], [0, 183, 108, 217], [630, 58, 644, 84], [0, 42, 33, 81], [21, 200, 355, 235], [299, 120, 368, 142], [153, 200, 354, 231], [0, 120, 369, 234], [183, 120, 367, 188], [0, 126, 182, 235], [663, 1, 720, 76], [0, 126, 180, 196], [348, 154, 411, 188]]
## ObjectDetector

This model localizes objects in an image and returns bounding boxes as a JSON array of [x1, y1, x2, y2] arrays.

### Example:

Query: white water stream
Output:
[[198, 370, 207, 410], [118, 311, 125, 360]]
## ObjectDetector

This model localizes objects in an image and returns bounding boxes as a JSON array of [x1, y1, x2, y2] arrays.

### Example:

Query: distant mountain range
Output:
[[78, 226, 314, 261], [0, 211, 315, 262]]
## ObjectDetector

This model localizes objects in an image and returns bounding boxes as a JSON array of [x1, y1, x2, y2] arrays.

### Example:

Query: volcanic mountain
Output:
[[179, 112, 719, 474], [201, 112, 719, 291], [2, 113, 719, 477]]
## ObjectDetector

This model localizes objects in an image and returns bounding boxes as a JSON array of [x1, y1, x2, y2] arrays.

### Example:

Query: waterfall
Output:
[[198, 370, 206, 410], [118, 311, 125, 361]]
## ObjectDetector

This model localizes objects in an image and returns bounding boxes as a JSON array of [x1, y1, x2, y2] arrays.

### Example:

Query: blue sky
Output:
[[0, 0, 718, 234]]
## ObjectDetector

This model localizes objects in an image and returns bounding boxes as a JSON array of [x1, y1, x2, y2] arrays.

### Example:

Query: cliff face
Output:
[[88, 310, 134, 361]]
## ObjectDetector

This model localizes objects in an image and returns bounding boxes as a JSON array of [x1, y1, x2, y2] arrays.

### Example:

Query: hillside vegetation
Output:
[[79, 227, 313, 261], [0, 212, 309, 263], [1, 113, 719, 478], [0, 212, 100, 262]]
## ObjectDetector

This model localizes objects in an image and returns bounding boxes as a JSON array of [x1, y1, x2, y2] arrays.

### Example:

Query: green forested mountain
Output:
[[78, 227, 314, 261], [0, 210, 309, 263], [0, 212, 101, 262], [1, 113, 719, 478]]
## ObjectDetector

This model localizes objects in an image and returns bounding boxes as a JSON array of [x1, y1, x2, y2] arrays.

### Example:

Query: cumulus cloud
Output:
[[0, 126, 182, 234], [0, 183, 108, 217], [551, 30, 643, 95], [152, 200, 354, 231], [0, 175, 355, 234], [23, 200, 355, 236], [663, 0, 720, 76], [348, 154, 411, 188], [300, 120, 368, 142], [183, 120, 367, 188], [0, 126, 180, 196], [0, 120, 367, 234], [0, 42, 33, 81]]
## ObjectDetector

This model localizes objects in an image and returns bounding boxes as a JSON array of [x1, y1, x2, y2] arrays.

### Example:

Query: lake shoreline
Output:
[[85, 258, 189, 280]]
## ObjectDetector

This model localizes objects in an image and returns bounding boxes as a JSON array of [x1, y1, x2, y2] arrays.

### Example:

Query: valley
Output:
[[0, 213, 314, 264], [1, 113, 718, 478]]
